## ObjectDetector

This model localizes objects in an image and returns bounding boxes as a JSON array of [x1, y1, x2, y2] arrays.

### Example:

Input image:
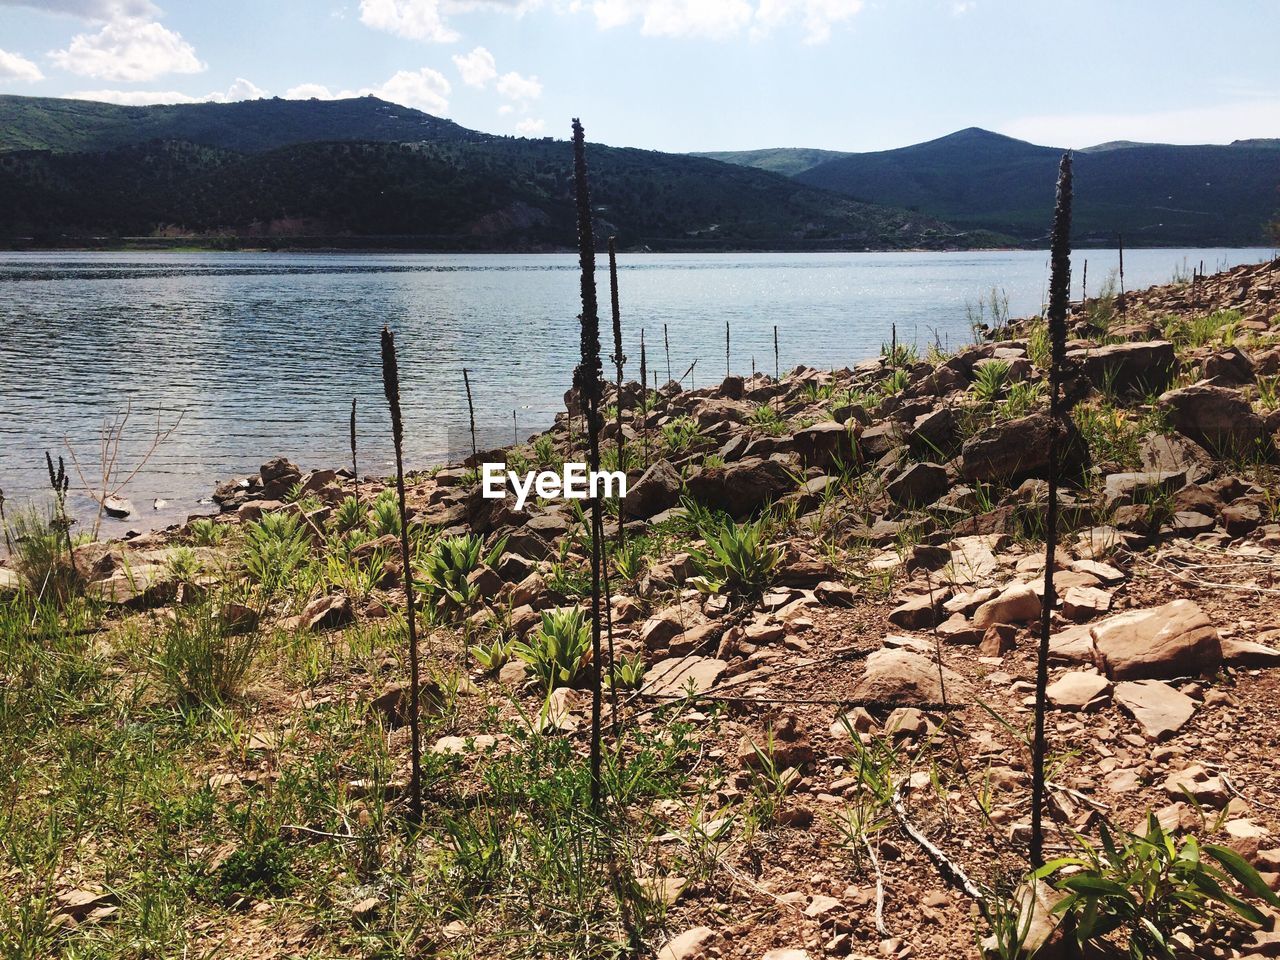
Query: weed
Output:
[[689, 516, 782, 597], [188, 517, 230, 546], [971, 361, 1011, 404], [148, 595, 263, 705], [241, 511, 311, 595], [513, 607, 593, 693]]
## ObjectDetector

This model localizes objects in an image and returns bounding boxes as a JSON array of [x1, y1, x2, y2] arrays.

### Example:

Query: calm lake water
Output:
[[1, 248, 1272, 532]]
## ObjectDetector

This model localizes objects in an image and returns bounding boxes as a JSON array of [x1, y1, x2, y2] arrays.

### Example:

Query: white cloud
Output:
[[515, 117, 545, 136], [586, 0, 862, 42], [64, 78, 268, 105], [369, 67, 451, 112], [495, 70, 541, 103], [49, 17, 205, 81], [284, 68, 452, 115], [0, 47, 44, 82], [1000, 100, 1280, 149], [950, 0, 975, 14], [0, 0, 158, 20], [358, 0, 458, 41], [453, 45, 497, 87], [497, 103, 514, 115]]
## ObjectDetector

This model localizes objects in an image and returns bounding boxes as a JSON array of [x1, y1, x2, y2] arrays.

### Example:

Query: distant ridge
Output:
[[701, 127, 1280, 246]]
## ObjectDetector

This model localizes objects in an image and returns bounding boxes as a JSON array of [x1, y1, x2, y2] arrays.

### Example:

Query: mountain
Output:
[[0, 97, 982, 251], [703, 128, 1280, 246], [0, 94, 483, 154], [691, 147, 847, 177]]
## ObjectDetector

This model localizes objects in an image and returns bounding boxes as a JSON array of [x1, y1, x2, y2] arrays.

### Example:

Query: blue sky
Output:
[[1, 0, 1277, 152]]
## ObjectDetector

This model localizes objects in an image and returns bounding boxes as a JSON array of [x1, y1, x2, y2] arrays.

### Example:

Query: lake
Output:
[[0, 247, 1272, 532]]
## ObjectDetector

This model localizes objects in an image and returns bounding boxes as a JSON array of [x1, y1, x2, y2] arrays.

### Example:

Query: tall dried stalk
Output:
[[607, 236, 627, 498], [1031, 151, 1073, 869], [380, 326, 423, 824], [45, 452, 74, 565], [572, 118, 605, 812], [1081, 259, 1088, 311], [773, 324, 779, 381], [462, 367, 478, 461], [0, 488, 10, 555], [663, 323, 672, 385], [724, 320, 730, 378], [1117, 233, 1127, 314], [350, 398, 359, 506], [639, 328, 649, 467]]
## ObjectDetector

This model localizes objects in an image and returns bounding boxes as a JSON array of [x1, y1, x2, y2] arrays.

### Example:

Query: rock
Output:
[[1139, 432, 1215, 484], [642, 657, 726, 697], [1061, 585, 1113, 622], [888, 591, 947, 630], [886, 461, 949, 507], [101, 495, 133, 518], [685, 457, 795, 518], [1046, 671, 1111, 710], [1068, 340, 1177, 394], [431, 734, 500, 755], [1203, 345, 1255, 385], [657, 927, 717, 960], [624, 460, 682, 519], [1049, 623, 1097, 664], [89, 564, 176, 609], [909, 406, 963, 458], [301, 593, 354, 632], [1114, 679, 1196, 740], [1221, 637, 1280, 667], [1090, 600, 1222, 680], [978, 624, 1017, 656], [1102, 470, 1186, 508], [791, 420, 859, 469], [1221, 500, 1263, 537], [960, 413, 1088, 485], [259, 456, 302, 499], [1159, 383, 1267, 457], [972, 583, 1040, 629], [1163, 764, 1228, 805], [850, 648, 973, 704], [761, 950, 811, 960]]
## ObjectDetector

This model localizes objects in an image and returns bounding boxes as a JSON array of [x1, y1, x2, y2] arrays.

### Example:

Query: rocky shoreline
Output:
[[6, 256, 1280, 958]]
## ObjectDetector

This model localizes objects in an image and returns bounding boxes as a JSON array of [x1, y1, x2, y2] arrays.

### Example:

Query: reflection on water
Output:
[[0, 248, 1270, 532]]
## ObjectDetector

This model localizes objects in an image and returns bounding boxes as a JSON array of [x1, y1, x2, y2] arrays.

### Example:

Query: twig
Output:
[[892, 782, 986, 907]]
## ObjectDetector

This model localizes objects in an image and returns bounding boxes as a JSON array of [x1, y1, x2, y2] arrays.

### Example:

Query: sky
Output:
[[0, 0, 1278, 153]]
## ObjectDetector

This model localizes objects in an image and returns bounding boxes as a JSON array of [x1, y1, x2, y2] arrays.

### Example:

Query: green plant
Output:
[[1000, 379, 1045, 419], [241, 511, 311, 594], [513, 607, 592, 692], [1256, 375, 1280, 411], [211, 835, 297, 903], [1163, 309, 1242, 349], [606, 653, 646, 691], [368, 490, 402, 537], [1036, 815, 1280, 958], [330, 495, 365, 533], [689, 516, 783, 597], [149, 595, 262, 705], [611, 538, 648, 582], [879, 367, 910, 398], [660, 416, 703, 453], [417, 533, 506, 611], [188, 517, 230, 546], [4, 505, 81, 602], [471, 634, 516, 673], [533, 434, 559, 468], [164, 546, 202, 584], [751, 403, 786, 436], [880, 341, 918, 368], [971, 360, 1011, 404]]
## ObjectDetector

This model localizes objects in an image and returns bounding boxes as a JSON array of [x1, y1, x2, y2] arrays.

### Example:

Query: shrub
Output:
[[368, 491, 402, 537], [689, 516, 783, 596], [241, 511, 311, 594], [188, 517, 230, 546], [4, 506, 80, 603], [329, 495, 365, 533], [971, 360, 1010, 404], [149, 597, 262, 705], [1035, 814, 1280, 958], [513, 607, 592, 692], [417, 533, 506, 610]]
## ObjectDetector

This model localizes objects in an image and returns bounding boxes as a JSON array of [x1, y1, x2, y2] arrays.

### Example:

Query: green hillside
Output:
[[0, 135, 977, 251], [691, 147, 847, 177], [0, 94, 483, 154]]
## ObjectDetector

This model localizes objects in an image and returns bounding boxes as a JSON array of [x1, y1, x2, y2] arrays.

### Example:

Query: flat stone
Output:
[[1062, 585, 1113, 622], [642, 657, 727, 697], [850, 647, 973, 704], [1221, 637, 1280, 668], [973, 583, 1041, 628], [1091, 599, 1222, 679], [1114, 679, 1197, 740], [657, 926, 717, 960], [1046, 671, 1111, 710]]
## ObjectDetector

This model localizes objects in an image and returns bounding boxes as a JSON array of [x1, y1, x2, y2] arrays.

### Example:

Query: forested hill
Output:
[[0, 112, 981, 250], [0, 94, 484, 154], [704, 127, 1280, 246]]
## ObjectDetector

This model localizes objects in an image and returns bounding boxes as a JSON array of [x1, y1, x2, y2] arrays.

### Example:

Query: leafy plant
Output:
[[971, 360, 1011, 404], [368, 490, 402, 537], [188, 517, 230, 546], [689, 516, 782, 596], [471, 634, 516, 673], [417, 533, 506, 611], [149, 595, 262, 705], [606, 653, 646, 691], [660, 416, 704, 453], [164, 546, 202, 584], [241, 511, 311, 594], [751, 403, 786, 436], [611, 538, 648, 582], [513, 607, 592, 692], [1036, 814, 1280, 958], [330, 495, 365, 533]]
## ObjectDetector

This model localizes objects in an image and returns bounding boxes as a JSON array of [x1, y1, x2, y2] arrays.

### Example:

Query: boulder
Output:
[[622, 459, 682, 519], [1090, 599, 1222, 679], [850, 647, 973, 704], [684, 456, 795, 518], [1114, 679, 1196, 740], [1046, 671, 1110, 710], [1139, 433, 1215, 485], [972, 583, 1041, 629], [1102, 470, 1186, 508], [1203, 346, 1255, 386], [888, 591, 948, 630], [1159, 383, 1267, 457], [960, 413, 1088, 485], [642, 657, 727, 697], [791, 420, 859, 469], [1067, 340, 1176, 394], [259, 456, 302, 499], [908, 407, 962, 458], [886, 461, 949, 507]]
